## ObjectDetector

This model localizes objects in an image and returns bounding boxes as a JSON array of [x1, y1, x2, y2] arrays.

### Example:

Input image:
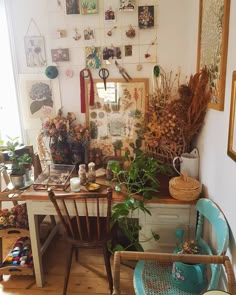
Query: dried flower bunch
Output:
[[144, 66, 210, 166], [42, 108, 89, 144], [178, 240, 200, 255]]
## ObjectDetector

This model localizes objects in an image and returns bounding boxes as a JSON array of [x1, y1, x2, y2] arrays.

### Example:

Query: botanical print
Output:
[[24, 36, 46, 67], [66, 0, 80, 14], [51, 48, 70, 62], [119, 0, 135, 11], [85, 47, 101, 69], [199, 0, 224, 104], [86, 79, 148, 157], [80, 0, 98, 15], [138, 6, 154, 29]]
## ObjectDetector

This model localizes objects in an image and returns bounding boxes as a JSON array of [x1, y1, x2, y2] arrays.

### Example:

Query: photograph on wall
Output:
[[103, 46, 122, 60], [105, 6, 116, 22], [51, 48, 70, 62], [66, 0, 80, 14], [83, 27, 95, 41], [80, 0, 98, 15], [138, 6, 154, 29], [119, 0, 135, 11], [85, 46, 102, 69], [24, 36, 47, 67], [125, 45, 132, 56]]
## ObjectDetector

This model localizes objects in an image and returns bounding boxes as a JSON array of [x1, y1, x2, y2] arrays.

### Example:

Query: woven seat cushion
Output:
[[134, 260, 200, 295]]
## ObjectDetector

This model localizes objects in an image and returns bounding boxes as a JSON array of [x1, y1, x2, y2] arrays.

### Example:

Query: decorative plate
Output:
[[85, 183, 100, 191]]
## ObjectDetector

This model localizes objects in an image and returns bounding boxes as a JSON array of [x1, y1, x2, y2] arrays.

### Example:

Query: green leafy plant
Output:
[[5, 136, 31, 175], [110, 150, 168, 252], [81, 1, 88, 9]]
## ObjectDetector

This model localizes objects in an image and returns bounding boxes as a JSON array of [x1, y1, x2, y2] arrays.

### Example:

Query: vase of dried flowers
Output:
[[42, 108, 90, 166]]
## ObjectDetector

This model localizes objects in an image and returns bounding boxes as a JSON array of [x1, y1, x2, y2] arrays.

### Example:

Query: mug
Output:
[[173, 148, 199, 179]]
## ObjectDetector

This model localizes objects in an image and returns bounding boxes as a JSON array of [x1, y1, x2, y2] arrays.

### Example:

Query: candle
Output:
[[70, 177, 80, 192]]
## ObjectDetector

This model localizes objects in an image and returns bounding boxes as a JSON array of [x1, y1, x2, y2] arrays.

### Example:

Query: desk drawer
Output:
[[144, 207, 190, 224]]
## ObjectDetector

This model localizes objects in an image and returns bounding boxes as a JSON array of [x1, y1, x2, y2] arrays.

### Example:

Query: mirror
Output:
[[85, 78, 149, 157], [227, 71, 236, 161]]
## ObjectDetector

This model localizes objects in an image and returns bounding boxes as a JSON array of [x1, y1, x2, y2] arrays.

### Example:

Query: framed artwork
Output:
[[138, 6, 154, 29], [197, 0, 230, 111], [105, 6, 116, 23], [103, 47, 122, 60], [51, 48, 70, 62], [80, 0, 98, 15], [24, 36, 47, 67], [66, 0, 80, 14], [85, 78, 149, 157], [227, 71, 236, 162]]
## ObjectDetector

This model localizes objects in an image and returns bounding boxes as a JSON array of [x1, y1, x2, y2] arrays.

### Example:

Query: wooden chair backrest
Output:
[[48, 188, 113, 244], [195, 198, 229, 290]]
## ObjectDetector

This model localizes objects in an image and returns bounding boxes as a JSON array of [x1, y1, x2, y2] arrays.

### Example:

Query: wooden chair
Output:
[[112, 198, 236, 295], [48, 187, 113, 295]]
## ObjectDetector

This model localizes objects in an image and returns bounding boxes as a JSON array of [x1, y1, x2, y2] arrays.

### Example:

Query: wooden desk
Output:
[[20, 176, 197, 288]]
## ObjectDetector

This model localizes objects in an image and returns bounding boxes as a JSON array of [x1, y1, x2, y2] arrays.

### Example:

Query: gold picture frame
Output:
[[227, 71, 236, 162], [197, 0, 230, 111], [85, 78, 149, 157]]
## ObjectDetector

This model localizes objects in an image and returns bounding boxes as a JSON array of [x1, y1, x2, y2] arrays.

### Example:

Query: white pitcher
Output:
[[173, 148, 199, 179]]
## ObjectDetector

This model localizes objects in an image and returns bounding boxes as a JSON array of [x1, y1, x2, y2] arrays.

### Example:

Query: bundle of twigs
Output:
[[144, 67, 211, 167]]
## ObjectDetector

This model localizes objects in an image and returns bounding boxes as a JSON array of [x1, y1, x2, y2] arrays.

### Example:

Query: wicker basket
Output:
[[169, 174, 201, 201]]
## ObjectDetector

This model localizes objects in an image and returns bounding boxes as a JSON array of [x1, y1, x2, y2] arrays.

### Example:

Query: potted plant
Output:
[[18, 153, 32, 182], [112, 139, 123, 157], [5, 137, 26, 188], [109, 150, 168, 252], [172, 233, 207, 293]]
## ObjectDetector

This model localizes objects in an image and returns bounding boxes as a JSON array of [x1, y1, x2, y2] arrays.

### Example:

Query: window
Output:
[[0, 0, 21, 144]]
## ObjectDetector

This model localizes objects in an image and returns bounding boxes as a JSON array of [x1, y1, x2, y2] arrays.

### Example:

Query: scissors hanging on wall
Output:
[[115, 61, 132, 82], [99, 68, 109, 90]]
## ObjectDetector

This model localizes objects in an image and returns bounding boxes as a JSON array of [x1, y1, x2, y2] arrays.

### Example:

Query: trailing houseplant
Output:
[[109, 149, 168, 252]]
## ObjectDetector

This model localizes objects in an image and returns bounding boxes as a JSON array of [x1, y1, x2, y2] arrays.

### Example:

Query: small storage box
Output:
[[169, 174, 201, 201], [33, 164, 75, 191]]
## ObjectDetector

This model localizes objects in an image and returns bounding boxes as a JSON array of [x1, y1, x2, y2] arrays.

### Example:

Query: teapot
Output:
[[173, 148, 199, 179]]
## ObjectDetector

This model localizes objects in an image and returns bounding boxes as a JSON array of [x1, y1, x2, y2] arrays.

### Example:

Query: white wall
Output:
[[7, 0, 236, 274]]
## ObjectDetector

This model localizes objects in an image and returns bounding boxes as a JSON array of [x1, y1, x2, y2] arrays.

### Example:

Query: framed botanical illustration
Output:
[[80, 0, 98, 14], [24, 36, 47, 67], [85, 78, 149, 157], [197, 0, 230, 111], [227, 71, 236, 162]]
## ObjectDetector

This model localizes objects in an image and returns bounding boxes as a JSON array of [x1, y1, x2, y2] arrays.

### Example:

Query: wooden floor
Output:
[[0, 235, 135, 295]]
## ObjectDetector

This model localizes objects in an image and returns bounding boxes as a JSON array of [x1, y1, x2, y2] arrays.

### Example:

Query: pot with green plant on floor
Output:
[[109, 149, 169, 252]]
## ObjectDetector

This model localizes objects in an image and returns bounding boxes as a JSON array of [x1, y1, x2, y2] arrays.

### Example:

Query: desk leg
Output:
[[27, 204, 44, 287]]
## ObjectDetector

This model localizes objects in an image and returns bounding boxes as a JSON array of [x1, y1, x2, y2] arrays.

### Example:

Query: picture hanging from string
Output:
[[24, 18, 47, 67]]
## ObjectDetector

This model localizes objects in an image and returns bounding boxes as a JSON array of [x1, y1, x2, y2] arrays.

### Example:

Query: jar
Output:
[[70, 177, 80, 192], [78, 164, 87, 185], [106, 160, 115, 181], [88, 162, 96, 183]]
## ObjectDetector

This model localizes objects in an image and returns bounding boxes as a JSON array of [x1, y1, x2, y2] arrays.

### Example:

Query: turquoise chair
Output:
[[112, 199, 235, 294]]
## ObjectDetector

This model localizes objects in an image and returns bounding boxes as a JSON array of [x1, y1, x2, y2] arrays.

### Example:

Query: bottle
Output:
[[78, 164, 87, 185], [88, 162, 96, 183]]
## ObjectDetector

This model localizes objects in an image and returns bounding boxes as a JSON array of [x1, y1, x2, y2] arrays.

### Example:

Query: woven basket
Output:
[[169, 174, 201, 201]]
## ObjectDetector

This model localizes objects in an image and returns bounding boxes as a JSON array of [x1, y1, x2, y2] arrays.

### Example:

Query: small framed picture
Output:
[[80, 0, 98, 15], [138, 6, 154, 29], [51, 48, 70, 62], [24, 36, 47, 67], [125, 45, 132, 57], [84, 27, 95, 41], [103, 47, 122, 60], [85, 47, 102, 69], [66, 0, 80, 14]]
